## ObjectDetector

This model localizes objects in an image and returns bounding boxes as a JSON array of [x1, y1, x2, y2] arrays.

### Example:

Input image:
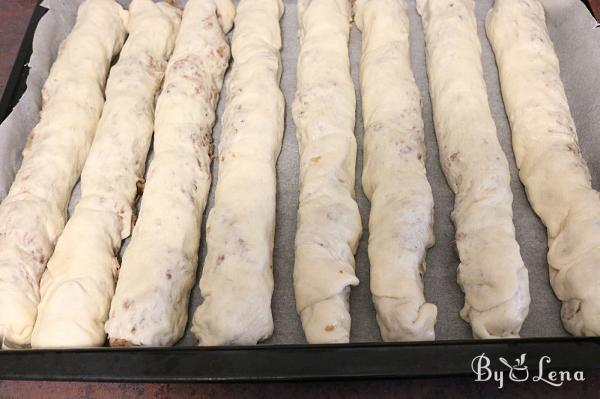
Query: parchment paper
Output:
[[1, 0, 599, 345]]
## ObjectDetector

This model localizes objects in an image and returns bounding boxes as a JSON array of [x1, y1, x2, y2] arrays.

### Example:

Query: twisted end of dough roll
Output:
[[561, 298, 600, 336], [373, 296, 437, 342], [0, 200, 54, 348], [454, 212, 531, 339], [460, 267, 530, 339], [0, 282, 36, 348], [299, 289, 351, 344], [373, 298, 437, 342], [555, 245, 600, 335], [192, 294, 274, 346], [549, 198, 600, 336]]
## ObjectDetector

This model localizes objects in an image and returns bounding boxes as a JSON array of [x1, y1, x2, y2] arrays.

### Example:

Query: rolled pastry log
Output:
[[417, 0, 530, 339], [0, 0, 127, 349], [191, 0, 284, 346], [105, 0, 235, 347], [293, 0, 362, 344], [355, 0, 436, 342], [487, 0, 600, 336], [30, 0, 181, 349]]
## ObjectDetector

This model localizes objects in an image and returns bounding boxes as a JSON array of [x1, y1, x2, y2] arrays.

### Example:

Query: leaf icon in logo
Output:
[[499, 354, 529, 382], [511, 354, 529, 382]]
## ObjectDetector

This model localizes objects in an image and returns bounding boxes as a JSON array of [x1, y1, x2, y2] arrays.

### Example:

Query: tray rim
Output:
[[1, 337, 599, 382], [1, 0, 599, 383], [0, 0, 45, 123]]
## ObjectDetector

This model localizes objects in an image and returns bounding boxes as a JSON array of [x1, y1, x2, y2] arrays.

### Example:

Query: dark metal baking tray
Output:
[[0, 1, 599, 383]]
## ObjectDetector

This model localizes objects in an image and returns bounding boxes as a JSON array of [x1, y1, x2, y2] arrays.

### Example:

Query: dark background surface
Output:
[[1, 374, 600, 399], [1, 0, 600, 397]]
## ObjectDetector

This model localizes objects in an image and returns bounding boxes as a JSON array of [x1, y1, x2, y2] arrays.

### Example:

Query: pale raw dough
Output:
[[417, 0, 530, 339], [0, 0, 127, 349], [191, 0, 284, 346], [355, 0, 436, 342], [105, 0, 234, 347], [292, 0, 362, 344], [30, 0, 181, 349], [487, 0, 600, 336]]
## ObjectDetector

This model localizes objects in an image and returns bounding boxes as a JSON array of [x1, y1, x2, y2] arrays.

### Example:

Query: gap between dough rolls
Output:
[[0, 0, 127, 349], [486, 0, 600, 336], [191, 0, 284, 346], [31, 0, 181, 349], [105, 0, 235, 347], [292, 0, 362, 344], [417, 0, 530, 339], [355, 0, 437, 342]]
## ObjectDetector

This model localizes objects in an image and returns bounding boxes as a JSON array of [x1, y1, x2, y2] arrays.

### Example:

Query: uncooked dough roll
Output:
[[355, 0, 436, 342], [105, 0, 234, 347], [30, 0, 181, 349], [487, 0, 600, 336], [293, 0, 362, 344], [0, 0, 127, 349], [417, 0, 530, 339], [191, 0, 284, 346]]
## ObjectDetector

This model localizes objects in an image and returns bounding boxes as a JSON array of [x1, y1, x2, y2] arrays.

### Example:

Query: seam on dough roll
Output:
[[30, 0, 181, 349], [417, 0, 530, 339], [355, 0, 437, 342], [486, 0, 600, 336], [191, 0, 284, 346], [0, 0, 127, 349], [105, 0, 234, 347], [292, 0, 362, 344]]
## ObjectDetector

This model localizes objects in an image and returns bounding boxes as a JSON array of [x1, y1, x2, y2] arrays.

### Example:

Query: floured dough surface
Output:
[[0, 0, 127, 349], [30, 0, 181, 349], [292, 0, 362, 344], [418, 0, 530, 339], [191, 0, 284, 346], [105, 0, 234, 347], [355, 0, 436, 342], [487, 0, 600, 336]]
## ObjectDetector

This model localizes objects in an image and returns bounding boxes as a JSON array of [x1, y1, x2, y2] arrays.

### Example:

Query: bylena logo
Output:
[[471, 353, 585, 389]]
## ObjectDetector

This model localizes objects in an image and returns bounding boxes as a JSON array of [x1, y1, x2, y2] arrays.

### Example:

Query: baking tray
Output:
[[0, 1, 600, 382]]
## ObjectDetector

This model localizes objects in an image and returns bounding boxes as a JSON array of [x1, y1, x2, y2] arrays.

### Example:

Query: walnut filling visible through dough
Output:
[[105, 0, 234, 347], [292, 0, 362, 344], [418, 0, 530, 339], [0, 0, 128, 349], [191, 0, 284, 346], [31, 0, 181, 349], [355, 0, 437, 342], [487, 0, 600, 336]]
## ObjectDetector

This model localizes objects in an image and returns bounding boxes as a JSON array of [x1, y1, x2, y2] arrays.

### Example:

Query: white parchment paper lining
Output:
[[1, 0, 599, 344]]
